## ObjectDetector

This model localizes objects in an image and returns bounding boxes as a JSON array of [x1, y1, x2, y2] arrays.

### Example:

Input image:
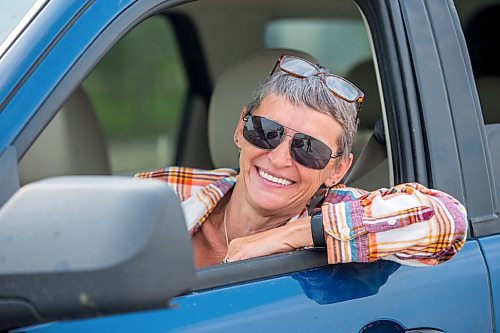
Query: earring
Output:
[[324, 180, 336, 188]]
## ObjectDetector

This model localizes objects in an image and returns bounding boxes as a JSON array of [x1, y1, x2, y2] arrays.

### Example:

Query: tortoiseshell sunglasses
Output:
[[271, 55, 364, 116]]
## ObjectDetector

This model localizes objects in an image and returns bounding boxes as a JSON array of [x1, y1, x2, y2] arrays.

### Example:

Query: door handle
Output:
[[360, 320, 445, 333]]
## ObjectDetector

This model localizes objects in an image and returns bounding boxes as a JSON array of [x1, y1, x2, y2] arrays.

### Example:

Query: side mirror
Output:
[[0, 177, 195, 331]]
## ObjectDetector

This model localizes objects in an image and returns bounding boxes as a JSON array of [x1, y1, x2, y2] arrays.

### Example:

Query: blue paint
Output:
[[291, 260, 400, 304], [0, 0, 86, 102], [19, 241, 492, 333]]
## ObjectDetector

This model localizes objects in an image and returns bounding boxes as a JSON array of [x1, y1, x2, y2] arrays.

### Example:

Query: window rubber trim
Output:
[[193, 249, 328, 291]]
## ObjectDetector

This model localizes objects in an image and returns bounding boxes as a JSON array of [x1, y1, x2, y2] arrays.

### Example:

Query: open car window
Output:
[[15, 0, 389, 288], [83, 16, 187, 175], [18, 16, 188, 185]]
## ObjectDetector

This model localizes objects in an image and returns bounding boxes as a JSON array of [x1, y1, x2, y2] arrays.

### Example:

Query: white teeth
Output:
[[258, 169, 292, 186]]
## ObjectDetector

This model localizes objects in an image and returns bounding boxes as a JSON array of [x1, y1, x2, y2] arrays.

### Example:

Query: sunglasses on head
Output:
[[271, 55, 364, 117], [242, 114, 342, 170]]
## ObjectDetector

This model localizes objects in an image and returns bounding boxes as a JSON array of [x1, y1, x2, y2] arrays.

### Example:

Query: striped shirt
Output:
[[135, 166, 467, 266]]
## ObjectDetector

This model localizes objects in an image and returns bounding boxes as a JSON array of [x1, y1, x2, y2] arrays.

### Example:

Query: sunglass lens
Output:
[[281, 56, 318, 77], [291, 134, 332, 169], [243, 116, 284, 150], [325, 76, 360, 102]]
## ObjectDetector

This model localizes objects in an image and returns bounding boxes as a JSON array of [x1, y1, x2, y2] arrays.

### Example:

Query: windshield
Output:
[[0, 0, 41, 51]]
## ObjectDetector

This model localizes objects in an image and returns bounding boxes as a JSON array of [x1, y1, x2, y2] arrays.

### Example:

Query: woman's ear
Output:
[[324, 153, 353, 187], [233, 107, 247, 149]]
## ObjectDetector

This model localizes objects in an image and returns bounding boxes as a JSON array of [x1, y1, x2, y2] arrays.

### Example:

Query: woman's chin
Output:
[[246, 166, 297, 212]]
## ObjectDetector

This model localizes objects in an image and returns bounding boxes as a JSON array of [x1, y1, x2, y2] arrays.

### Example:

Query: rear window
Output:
[[265, 19, 372, 76]]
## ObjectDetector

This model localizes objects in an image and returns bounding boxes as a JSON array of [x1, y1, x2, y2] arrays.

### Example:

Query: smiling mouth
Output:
[[257, 167, 295, 186]]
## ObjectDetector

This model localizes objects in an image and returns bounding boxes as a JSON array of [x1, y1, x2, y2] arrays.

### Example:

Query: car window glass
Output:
[[456, 0, 500, 125], [82, 16, 187, 175], [265, 19, 371, 76], [456, 0, 500, 207]]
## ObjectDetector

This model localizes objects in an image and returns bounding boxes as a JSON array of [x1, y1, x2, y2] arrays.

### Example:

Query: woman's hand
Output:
[[223, 217, 314, 262]]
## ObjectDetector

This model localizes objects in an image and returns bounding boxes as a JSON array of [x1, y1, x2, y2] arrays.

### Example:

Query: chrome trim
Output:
[[0, 0, 50, 59]]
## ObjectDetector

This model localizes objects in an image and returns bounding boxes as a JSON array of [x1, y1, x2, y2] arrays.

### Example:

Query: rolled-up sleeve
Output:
[[322, 183, 468, 266]]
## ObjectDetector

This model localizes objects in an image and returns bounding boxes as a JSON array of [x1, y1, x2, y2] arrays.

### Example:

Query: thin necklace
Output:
[[223, 206, 229, 247]]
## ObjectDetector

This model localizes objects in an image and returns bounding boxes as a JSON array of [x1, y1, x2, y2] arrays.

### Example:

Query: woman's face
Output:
[[234, 93, 353, 216]]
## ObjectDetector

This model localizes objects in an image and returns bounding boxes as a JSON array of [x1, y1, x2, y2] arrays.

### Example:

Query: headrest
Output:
[[208, 49, 317, 168], [19, 87, 110, 185], [345, 59, 381, 128]]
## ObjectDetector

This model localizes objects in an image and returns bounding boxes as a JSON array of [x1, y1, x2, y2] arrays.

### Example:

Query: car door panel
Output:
[[478, 235, 500, 332], [21, 240, 491, 333]]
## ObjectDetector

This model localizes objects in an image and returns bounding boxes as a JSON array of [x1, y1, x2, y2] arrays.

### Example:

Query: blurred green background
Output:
[[82, 17, 187, 174]]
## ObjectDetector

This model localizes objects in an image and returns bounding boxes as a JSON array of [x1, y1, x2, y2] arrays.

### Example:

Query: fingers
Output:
[[223, 231, 289, 263], [221, 239, 256, 263], [222, 238, 249, 263], [220, 222, 308, 264]]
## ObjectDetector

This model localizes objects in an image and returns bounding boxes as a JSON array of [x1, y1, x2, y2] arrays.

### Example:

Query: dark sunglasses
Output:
[[271, 55, 364, 117], [242, 114, 342, 170]]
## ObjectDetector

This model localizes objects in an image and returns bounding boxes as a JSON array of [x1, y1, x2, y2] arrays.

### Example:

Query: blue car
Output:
[[1, 0, 499, 332]]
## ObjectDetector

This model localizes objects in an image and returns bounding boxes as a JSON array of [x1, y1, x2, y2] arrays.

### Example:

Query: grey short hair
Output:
[[245, 72, 359, 159]]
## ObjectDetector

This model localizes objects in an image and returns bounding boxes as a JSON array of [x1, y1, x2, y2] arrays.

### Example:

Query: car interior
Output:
[[14, 0, 500, 266], [18, 0, 391, 189]]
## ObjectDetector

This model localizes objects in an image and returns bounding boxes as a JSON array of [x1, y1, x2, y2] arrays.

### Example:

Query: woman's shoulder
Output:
[[135, 166, 238, 202], [135, 166, 238, 185]]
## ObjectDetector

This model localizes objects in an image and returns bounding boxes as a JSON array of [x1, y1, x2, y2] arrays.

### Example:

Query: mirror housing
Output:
[[0, 177, 195, 331]]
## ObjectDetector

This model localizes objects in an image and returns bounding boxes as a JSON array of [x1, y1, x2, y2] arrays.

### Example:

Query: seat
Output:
[[208, 49, 317, 168], [344, 59, 389, 189], [18, 87, 110, 185]]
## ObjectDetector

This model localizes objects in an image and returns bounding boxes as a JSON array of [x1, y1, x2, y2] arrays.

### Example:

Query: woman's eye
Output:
[[293, 140, 305, 148], [266, 132, 279, 139]]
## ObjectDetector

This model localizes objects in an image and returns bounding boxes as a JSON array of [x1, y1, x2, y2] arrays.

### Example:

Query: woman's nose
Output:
[[267, 135, 293, 167]]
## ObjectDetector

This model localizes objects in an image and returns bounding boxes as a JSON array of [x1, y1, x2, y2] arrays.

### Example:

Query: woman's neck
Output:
[[193, 180, 305, 268], [222, 181, 302, 243]]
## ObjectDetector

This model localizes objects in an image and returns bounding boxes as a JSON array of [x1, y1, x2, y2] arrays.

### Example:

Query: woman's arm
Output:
[[320, 183, 467, 265], [225, 183, 467, 266]]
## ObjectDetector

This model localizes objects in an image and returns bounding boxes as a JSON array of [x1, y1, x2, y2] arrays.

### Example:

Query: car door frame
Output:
[[358, 0, 500, 237]]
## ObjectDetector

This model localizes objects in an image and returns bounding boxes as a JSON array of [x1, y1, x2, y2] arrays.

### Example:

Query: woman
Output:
[[136, 55, 467, 268]]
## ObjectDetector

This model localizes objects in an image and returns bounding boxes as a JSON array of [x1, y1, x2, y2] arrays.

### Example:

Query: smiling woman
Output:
[[135, 54, 468, 269]]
